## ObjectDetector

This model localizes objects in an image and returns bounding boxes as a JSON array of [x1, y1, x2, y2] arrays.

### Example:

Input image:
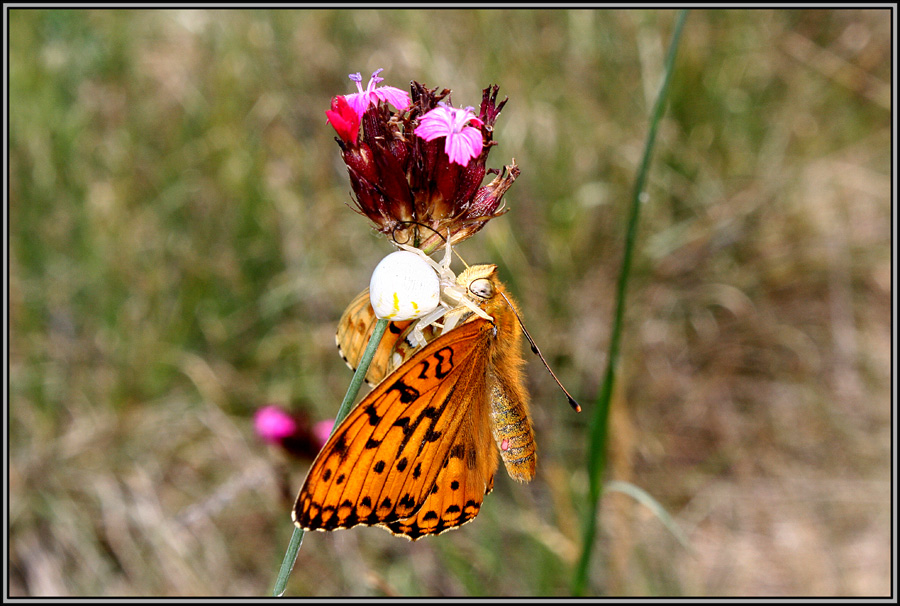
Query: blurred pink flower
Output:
[[254, 405, 331, 460], [314, 419, 335, 445], [254, 405, 298, 444], [414, 102, 484, 166], [344, 69, 411, 118]]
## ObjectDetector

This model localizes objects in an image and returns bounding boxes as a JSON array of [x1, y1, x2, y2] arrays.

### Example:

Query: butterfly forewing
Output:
[[382, 406, 498, 539], [294, 319, 494, 534]]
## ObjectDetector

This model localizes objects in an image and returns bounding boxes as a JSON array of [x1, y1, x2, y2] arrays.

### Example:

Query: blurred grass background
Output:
[[8, 8, 892, 597]]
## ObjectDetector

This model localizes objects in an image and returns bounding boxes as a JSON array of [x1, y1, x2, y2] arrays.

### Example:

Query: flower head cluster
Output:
[[327, 70, 518, 253]]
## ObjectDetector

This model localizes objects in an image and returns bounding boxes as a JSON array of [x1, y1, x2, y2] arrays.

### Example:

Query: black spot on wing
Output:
[[364, 403, 381, 426], [319, 505, 337, 528], [332, 434, 348, 456], [391, 379, 421, 404], [433, 347, 455, 378], [417, 359, 431, 380], [398, 493, 416, 513], [393, 416, 412, 434], [365, 511, 381, 525]]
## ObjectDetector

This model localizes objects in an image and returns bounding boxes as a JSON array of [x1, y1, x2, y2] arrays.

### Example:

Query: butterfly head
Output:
[[455, 264, 519, 324], [456, 264, 498, 298]]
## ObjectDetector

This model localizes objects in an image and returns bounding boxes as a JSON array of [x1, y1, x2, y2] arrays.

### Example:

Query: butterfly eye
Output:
[[469, 278, 493, 299], [369, 251, 441, 320]]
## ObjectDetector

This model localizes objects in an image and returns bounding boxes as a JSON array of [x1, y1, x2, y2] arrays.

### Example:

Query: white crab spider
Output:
[[369, 236, 493, 349], [369, 250, 441, 321]]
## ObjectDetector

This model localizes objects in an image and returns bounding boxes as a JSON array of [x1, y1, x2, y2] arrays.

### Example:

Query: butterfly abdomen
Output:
[[487, 368, 536, 482], [476, 280, 536, 483]]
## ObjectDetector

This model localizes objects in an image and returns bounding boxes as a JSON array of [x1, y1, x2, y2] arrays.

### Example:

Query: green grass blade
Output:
[[272, 317, 390, 596], [605, 480, 693, 554], [273, 528, 304, 597], [571, 9, 689, 596], [331, 318, 390, 426]]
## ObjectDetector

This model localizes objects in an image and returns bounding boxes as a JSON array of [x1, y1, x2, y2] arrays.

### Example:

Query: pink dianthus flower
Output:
[[414, 102, 484, 166]]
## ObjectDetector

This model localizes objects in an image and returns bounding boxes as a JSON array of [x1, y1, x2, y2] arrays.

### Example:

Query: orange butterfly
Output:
[[293, 263, 578, 540]]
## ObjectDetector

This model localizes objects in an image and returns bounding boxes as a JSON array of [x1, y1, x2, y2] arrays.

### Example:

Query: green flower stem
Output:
[[272, 317, 390, 597], [571, 10, 688, 596]]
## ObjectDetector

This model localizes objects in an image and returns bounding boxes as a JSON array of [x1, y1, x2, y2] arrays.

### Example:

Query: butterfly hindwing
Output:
[[336, 288, 439, 386], [294, 318, 494, 534], [336, 288, 409, 386]]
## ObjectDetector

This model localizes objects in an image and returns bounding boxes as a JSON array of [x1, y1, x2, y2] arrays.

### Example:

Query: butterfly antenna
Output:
[[500, 292, 582, 413]]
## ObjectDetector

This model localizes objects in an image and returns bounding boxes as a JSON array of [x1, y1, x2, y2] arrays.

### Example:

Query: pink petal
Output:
[[443, 126, 483, 165], [414, 108, 454, 141], [374, 86, 411, 111], [415, 105, 483, 164], [414, 120, 449, 141], [325, 95, 360, 143], [343, 92, 370, 118], [341, 70, 411, 119]]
